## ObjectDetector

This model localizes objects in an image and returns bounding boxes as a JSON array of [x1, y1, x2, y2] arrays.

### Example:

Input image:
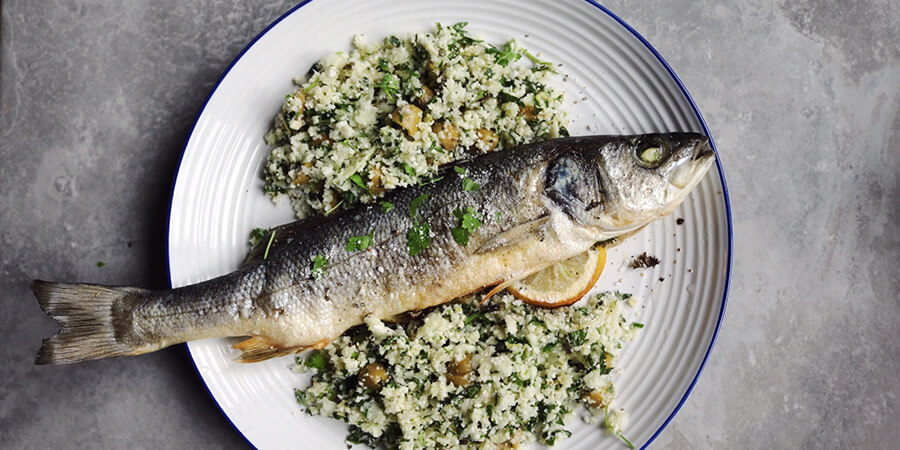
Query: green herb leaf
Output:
[[409, 193, 429, 219], [486, 40, 521, 67], [567, 329, 587, 347], [498, 91, 520, 104], [349, 173, 370, 193], [294, 389, 307, 407], [376, 73, 400, 100], [250, 227, 269, 242], [379, 201, 395, 213], [96, 261, 106, 268], [305, 350, 325, 370], [455, 207, 484, 233], [453, 166, 466, 176], [632, 322, 644, 329], [461, 177, 480, 191], [541, 341, 558, 352], [311, 254, 328, 279], [407, 222, 431, 256], [495, 211, 503, 223], [376, 57, 389, 72], [451, 226, 469, 246], [388, 35, 402, 47], [346, 231, 374, 251], [464, 312, 483, 325], [402, 162, 416, 177]]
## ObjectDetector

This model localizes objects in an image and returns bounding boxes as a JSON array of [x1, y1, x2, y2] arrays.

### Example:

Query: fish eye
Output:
[[633, 142, 667, 168]]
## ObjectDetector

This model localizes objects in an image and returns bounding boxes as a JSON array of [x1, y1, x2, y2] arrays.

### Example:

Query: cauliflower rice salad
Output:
[[294, 292, 641, 449], [264, 23, 569, 218]]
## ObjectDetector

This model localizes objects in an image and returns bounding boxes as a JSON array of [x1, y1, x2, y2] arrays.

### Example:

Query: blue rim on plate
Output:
[[165, 1, 733, 448]]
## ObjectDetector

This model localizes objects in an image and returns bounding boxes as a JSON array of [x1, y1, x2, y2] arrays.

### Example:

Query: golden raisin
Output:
[[432, 120, 460, 151], [475, 128, 499, 151], [391, 104, 423, 137], [358, 362, 389, 390]]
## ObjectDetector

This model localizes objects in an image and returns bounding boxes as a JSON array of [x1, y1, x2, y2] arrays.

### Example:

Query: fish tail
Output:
[[32, 280, 149, 365]]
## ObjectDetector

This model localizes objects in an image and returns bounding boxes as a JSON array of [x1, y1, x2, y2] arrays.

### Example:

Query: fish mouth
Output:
[[694, 137, 714, 164], [670, 137, 714, 189]]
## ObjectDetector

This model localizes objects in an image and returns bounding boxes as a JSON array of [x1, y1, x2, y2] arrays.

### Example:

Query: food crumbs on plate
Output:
[[676, 217, 684, 225], [630, 252, 660, 269]]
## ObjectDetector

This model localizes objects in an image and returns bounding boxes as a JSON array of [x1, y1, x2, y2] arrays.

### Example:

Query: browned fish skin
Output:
[[33, 133, 713, 364]]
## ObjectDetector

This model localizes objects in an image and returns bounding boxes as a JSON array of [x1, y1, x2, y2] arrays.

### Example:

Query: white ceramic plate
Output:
[[167, 0, 732, 448]]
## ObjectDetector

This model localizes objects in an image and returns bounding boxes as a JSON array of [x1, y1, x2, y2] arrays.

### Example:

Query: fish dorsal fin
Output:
[[474, 216, 551, 255], [232, 335, 325, 363]]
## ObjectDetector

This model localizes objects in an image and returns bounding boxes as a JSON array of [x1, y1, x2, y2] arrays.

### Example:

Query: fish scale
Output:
[[32, 133, 713, 364]]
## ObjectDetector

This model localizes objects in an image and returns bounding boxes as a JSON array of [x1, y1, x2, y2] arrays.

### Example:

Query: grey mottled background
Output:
[[1, 1, 897, 448]]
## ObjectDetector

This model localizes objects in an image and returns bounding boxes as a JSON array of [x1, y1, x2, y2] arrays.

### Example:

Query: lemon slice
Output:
[[508, 246, 606, 307]]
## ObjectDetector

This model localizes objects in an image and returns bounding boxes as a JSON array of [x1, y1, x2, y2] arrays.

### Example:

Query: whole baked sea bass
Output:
[[34, 133, 714, 365]]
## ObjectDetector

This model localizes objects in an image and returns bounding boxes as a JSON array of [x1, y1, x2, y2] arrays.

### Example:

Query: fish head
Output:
[[544, 133, 714, 236]]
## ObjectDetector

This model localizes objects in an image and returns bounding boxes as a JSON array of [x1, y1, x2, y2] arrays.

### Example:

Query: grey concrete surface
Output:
[[1, 1, 896, 448]]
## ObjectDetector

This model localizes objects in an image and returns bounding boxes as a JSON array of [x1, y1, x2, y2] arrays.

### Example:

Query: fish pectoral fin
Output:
[[474, 216, 551, 255], [479, 264, 551, 304], [596, 224, 649, 249], [232, 336, 309, 363]]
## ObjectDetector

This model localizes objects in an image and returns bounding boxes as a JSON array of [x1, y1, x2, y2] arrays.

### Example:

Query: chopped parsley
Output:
[[376, 73, 400, 100], [376, 57, 390, 72], [632, 322, 644, 329], [250, 227, 270, 243], [451, 207, 484, 246], [96, 261, 106, 268], [406, 193, 432, 255], [566, 329, 587, 347], [409, 193, 428, 219], [346, 231, 374, 251], [305, 350, 326, 370], [451, 226, 469, 247], [495, 211, 503, 223], [486, 40, 521, 67], [379, 201, 395, 213], [453, 166, 479, 191], [349, 173, 370, 193], [406, 222, 431, 256], [311, 254, 328, 279]]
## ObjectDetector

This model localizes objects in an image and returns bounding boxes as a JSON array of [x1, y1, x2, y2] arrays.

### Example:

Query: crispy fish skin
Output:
[[33, 133, 714, 364]]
